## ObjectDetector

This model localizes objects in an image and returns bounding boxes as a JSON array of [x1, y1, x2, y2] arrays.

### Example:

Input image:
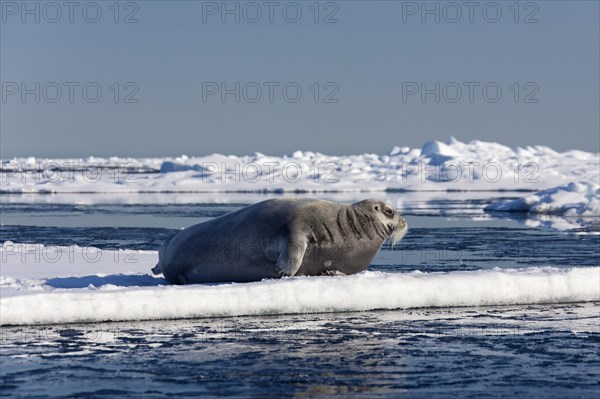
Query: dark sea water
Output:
[[1, 193, 599, 398]]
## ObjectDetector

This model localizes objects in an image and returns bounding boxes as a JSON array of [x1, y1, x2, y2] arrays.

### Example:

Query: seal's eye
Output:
[[384, 208, 394, 217], [374, 206, 379, 211]]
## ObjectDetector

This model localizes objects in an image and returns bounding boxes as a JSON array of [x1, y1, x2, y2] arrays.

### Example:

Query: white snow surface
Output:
[[2, 138, 599, 193], [1, 243, 598, 325], [486, 181, 600, 216]]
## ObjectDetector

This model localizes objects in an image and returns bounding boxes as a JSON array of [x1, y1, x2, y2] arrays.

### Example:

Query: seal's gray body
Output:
[[155, 198, 407, 284]]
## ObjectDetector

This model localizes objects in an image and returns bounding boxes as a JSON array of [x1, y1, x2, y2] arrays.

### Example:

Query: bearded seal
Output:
[[152, 198, 408, 284]]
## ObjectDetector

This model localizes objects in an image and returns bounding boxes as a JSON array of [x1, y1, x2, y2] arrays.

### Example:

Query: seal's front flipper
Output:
[[276, 237, 307, 277], [320, 270, 347, 276]]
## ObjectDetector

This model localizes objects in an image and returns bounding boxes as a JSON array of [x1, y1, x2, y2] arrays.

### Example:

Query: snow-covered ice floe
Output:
[[486, 181, 600, 216], [1, 243, 598, 325], [2, 138, 598, 193]]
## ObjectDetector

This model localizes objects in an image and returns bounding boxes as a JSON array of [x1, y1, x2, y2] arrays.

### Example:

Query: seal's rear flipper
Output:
[[151, 264, 162, 275], [153, 232, 176, 276]]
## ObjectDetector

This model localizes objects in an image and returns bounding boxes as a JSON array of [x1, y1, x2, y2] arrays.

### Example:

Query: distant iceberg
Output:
[[1, 138, 598, 194]]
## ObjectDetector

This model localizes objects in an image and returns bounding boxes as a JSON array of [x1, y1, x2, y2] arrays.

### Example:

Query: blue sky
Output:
[[1, 0, 598, 157]]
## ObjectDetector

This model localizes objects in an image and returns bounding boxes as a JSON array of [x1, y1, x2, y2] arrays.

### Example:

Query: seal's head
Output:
[[354, 199, 408, 246]]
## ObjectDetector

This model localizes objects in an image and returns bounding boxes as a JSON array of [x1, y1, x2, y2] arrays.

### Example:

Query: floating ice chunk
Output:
[[1, 266, 598, 325], [1, 243, 598, 325], [486, 182, 600, 216]]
